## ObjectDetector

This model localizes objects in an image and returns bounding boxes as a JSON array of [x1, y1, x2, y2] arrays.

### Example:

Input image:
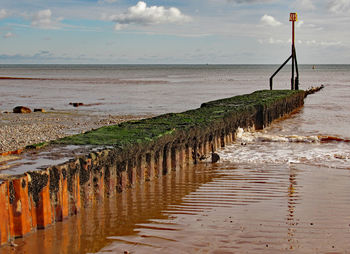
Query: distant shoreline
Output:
[[0, 76, 54, 80]]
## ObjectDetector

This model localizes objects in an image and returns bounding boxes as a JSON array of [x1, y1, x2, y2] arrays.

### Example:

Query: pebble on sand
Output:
[[34, 108, 45, 113], [69, 102, 84, 107]]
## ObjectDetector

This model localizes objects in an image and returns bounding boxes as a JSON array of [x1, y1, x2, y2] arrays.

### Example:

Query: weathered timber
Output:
[[305, 85, 324, 97], [0, 90, 305, 246]]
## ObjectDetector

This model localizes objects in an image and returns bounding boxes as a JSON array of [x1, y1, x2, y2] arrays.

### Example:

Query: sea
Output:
[[1, 64, 350, 253]]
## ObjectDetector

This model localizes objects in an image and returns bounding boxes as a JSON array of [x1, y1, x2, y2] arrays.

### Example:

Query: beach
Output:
[[1, 64, 350, 253], [0, 111, 150, 153]]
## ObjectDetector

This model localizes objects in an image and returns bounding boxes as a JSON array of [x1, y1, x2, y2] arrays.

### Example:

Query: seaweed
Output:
[[49, 90, 304, 149]]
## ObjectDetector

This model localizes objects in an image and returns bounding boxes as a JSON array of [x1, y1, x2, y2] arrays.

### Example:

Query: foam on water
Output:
[[219, 128, 350, 169], [235, 127, 320, 143]]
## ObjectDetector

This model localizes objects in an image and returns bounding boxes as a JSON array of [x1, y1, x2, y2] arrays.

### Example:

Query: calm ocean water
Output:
[[1, 64, 350, 253], [0, 64, 342, 115]]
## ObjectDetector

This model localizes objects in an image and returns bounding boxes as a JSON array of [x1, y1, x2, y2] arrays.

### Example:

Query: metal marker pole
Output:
[[291, 14, 296, 90], [269, 13, 299, 90], [294, 46, 299, 90]]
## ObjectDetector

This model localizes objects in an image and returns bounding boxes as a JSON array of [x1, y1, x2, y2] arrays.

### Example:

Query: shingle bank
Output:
[[0, 90, 305, 246]]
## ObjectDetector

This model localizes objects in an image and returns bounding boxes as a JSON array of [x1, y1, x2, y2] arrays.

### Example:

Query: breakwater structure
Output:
[[0, 90, 305, 246]]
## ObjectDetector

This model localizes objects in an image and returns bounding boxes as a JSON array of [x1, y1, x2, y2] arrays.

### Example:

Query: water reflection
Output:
[[99, 163, 294, 253], [1, 163, 215, 254], [2, 161, 350, 253], [287, 167, 299, 250]]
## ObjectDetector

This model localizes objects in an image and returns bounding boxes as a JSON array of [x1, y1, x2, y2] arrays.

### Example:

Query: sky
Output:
[[0, 0, 349, 64]]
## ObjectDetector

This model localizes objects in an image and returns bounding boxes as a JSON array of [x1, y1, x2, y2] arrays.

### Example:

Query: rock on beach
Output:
[[69, 102, 84, 107], [13, 106, 32, 113], [34, 108, 45, 112]]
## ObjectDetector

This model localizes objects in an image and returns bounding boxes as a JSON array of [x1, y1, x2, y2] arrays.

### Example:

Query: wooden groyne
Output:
[[0, 90, 305, 246]]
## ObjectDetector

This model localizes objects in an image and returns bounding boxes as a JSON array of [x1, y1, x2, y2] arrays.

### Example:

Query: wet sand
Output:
[[1, 65, 350, 253], [2, 160, 350, 253]]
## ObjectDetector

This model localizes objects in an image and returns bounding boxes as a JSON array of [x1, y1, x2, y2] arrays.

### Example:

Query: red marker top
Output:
[[289, 13, 298, 22]]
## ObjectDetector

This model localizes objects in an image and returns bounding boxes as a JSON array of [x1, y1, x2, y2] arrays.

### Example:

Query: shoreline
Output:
[[0, 111, 153, 154], [0, 90, 306, 248], [0, 77, 51, 80]]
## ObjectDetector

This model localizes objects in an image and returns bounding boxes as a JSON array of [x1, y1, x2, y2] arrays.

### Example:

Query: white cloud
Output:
[[31, 9, 63, 29], [3, 32, 15, 38], [296, 20, 304, 28], [108, 1, 191, 30], [260, 14, 282, 26], [259, 37, 342, 48], [327, 0, 350, 13], [295, 21, 323, 31], [293, 0, 316, 11], [0, 9, 8, 19], [114, 23, 126, 31], [258, 37, 287, 44], [306, 39, 342, 47], [268, 37, 285, 44]]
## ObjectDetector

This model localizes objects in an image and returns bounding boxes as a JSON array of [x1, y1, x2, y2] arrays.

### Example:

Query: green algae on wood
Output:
[[52, 90, 304, 149], [26, 142, 49, 150]]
